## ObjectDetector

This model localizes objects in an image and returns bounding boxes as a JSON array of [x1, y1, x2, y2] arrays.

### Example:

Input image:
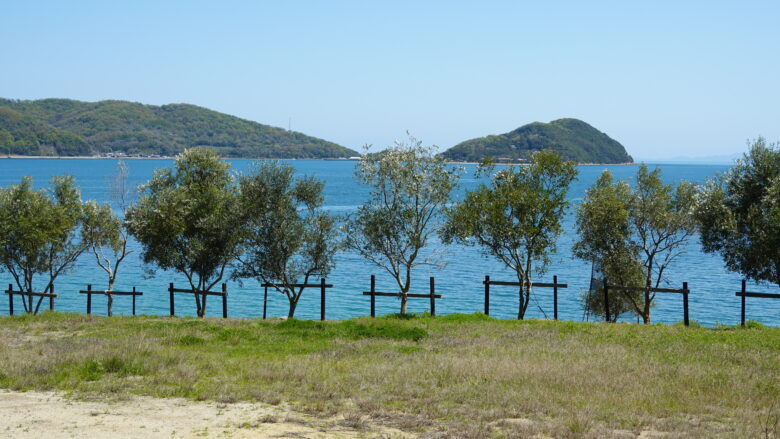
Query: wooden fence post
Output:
[[8, 284, 13, 316], [553, 275, 558, 321], [429, 277, 436, 317], [262, 285, 268, 320], [86, 284, 92, 315], [169, 282, 175, 317], [320, 278, 326, 321], [682, 281, 689, 327], [132, 286, 137, 316], [49, 283, 54, 311], [370, 275, 376, 318], [222, 283, 228, 318], [604, 279, 611, 322], [740, 279, 746, 327], [484, 275, 490, 316]]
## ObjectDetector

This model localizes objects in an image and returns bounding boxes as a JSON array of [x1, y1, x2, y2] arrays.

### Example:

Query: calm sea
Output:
[[0, 158, 776, 327]]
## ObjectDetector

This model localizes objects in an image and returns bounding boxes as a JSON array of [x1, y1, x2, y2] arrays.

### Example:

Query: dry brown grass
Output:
[[0, 312, 778, 438]]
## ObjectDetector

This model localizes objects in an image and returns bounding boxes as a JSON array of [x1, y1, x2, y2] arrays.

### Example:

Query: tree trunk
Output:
[[199, 292, 208, 318], [400, 294, 408, 315], [517, 285, 524, 320], [288, 298, 298, 318], [106, 279, 114, 317]]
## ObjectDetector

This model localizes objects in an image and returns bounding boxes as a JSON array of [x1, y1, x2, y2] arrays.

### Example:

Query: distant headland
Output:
[[0, 98, 360, 159], [440, 118, 633, 164]]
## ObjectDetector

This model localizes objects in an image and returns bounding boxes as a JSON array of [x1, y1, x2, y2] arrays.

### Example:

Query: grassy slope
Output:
[[0, 313, 778, 438]]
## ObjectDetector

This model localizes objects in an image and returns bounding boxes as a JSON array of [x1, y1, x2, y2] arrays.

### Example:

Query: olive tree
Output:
[[126, 148, 242, 317], [630, 165, 697, 323], [574, 171, 645, 321], [343, 135, 460, 314], [442, 151, 578, 319], [0, 175, 88, 314], [696, 137, 780, 286], [80, 161, 133, 316], [575, 165, 696, 324], [233, 161, 338, 318]]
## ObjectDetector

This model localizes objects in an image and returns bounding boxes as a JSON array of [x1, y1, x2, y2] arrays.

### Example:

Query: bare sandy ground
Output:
[[0, 390, 413, 439]]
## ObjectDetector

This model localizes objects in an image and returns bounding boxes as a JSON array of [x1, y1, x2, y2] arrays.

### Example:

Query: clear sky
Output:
[[1, 1, 778, 158]]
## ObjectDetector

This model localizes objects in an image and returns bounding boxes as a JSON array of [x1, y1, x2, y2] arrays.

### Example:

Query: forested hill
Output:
[[0, 98, 359, 158], [441, 118, 633, 164]]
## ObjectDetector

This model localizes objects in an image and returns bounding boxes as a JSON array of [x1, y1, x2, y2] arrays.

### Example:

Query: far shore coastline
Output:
[[0, 154, 637, 166]]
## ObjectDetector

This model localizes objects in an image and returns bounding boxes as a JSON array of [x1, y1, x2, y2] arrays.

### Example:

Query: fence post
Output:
[[553, 275, 559, 321], [86, 284, 92, 315], [484, 275, 490, 316], [320, 278, 326, 321], [429, 277, 436, 317], [49, 283, 54, 311], [132, 286, 137, 316], [8, 284, 13, 316], [604, 279, 611, 322], [262, 285, 268, 320], [169, 282, 175, 317], [740, 279, 746, 327], [682, 282, 689, 327], [222, 283, 228, 319], [370, 275, 376, 318]]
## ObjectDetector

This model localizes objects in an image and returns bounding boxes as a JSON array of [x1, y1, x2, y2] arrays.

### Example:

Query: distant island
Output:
[[0, 98, 359, 159], [440, 118, 633, 164]]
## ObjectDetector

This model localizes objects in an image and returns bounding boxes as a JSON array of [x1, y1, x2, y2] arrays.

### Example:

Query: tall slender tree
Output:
[[344, 135, 460, 314], [442, 151, 578, 319]]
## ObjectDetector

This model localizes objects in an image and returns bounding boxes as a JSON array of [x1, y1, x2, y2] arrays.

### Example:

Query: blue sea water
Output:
[[0, 158, 777, 327]]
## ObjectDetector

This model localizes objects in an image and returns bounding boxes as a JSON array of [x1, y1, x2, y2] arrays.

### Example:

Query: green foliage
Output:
[[233, 161, 338, 318], [0, 98, 358, 158], [696, 137, 780, 286], [442, 150, 578, 319], [125, 148, 243, 317], [574, 171, 645, 321], [0, 175, 89, 313], [575, 166, 697, 323], [343, 134, 461, 314], [441, 118, 633, 164]]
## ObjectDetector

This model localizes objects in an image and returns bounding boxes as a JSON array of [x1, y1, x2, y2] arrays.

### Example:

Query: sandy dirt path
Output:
[[0, 390, 413, 438]]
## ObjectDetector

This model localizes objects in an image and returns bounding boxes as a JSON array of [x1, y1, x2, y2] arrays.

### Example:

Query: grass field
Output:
[[0, 312, 778, 438]]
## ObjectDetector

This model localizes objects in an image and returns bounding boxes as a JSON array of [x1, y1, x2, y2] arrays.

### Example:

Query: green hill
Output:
[[441, 118, 633, 164], [0, 98, 359, 158]]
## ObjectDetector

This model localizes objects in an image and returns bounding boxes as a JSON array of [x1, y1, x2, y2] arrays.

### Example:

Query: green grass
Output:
[[1, 312, 779, 438]]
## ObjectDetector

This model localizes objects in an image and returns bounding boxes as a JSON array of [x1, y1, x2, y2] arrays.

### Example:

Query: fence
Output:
[[5, 277, 780, 328], [483, 275, 567, 319], [5, 284, 56, 315], [363, 275, 441, 317], [168, 283, 228, 318], [603, 281, 690, 326], [260, 279, 333, 321], [80, 284, 143, 316], [736, 279, 780, 327]]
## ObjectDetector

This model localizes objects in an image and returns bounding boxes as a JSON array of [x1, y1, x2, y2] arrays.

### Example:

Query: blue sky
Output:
[[1, 1, 778, 158]]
